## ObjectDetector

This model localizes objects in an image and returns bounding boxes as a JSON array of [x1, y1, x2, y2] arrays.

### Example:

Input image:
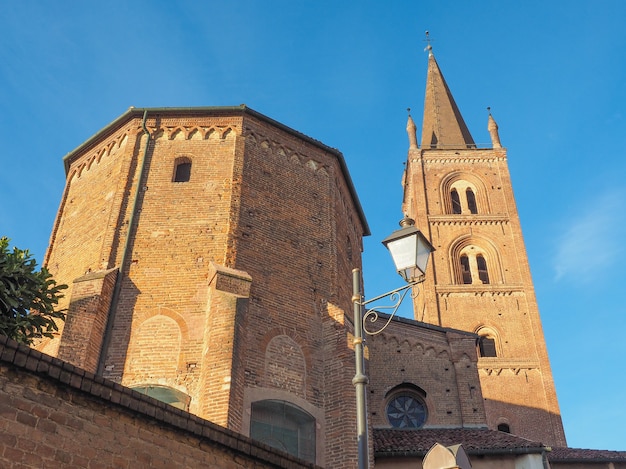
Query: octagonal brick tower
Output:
[[40, 106, 369, 467]]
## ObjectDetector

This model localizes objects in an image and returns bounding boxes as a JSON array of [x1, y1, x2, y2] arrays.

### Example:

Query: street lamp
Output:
[[352, 215, 434, 469]]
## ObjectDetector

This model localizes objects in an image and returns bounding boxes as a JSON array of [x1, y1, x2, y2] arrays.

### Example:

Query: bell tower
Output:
[[403, 48, 566, 446]]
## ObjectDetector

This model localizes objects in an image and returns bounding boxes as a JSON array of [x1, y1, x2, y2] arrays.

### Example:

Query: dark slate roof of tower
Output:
[[421, 52, 475, 149]]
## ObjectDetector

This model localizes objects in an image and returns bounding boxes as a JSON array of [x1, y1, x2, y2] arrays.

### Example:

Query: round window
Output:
[[386, 393, 427, 428]]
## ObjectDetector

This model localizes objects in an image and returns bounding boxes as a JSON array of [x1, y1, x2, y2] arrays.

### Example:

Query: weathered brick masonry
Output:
[[0, 336, 319, 469], [39, 106, 369, 467], [399, 51, 566, 446]]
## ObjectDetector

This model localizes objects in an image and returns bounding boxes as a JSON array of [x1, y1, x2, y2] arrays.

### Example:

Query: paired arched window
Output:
[[173, 157, 192, 182], [451, 236, 501, 286], [250, 400, 316, 463], [458, 250, 490, 285], [447, 182, 479, 214]]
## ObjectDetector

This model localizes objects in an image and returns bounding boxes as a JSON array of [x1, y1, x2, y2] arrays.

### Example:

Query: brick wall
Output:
[[367, 315, 486, 429], [40, 107, 368, 468], [403, 146, 566, 446], [0, 335, 319, 469], [56, 268, 118, 373]]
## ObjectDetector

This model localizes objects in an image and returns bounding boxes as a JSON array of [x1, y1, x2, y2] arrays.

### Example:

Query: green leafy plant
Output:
[[0, 237, 67, 344]]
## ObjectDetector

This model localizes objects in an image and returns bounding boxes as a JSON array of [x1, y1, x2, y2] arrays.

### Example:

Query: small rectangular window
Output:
[[174, 162, 191, 182]]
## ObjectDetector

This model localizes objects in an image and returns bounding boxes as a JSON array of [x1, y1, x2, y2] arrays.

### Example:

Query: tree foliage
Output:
[[0, 237, 67, 344]]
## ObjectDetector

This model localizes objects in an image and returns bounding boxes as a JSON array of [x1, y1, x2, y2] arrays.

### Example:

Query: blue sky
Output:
[[1, 0, 625, 451]]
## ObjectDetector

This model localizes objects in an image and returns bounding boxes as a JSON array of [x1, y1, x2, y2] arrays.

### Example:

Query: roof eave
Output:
[[61, 105, 370, 236], [376, 446, 549, 458]]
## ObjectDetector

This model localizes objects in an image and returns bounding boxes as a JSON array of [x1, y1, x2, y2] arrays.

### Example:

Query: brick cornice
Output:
[[429, 215, 509, 226], [477, 358, 541, 375], [436, 285, 524, 297]]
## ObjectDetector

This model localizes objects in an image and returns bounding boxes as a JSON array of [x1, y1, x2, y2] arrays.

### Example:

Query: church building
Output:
[[20, 46, 626, 469]]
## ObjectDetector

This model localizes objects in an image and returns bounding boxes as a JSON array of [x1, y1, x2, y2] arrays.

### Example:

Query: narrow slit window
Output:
[[460, 255, 472, 284], [451, 189, 462, 214], [476, 255, 489, 284], [466, 188, 478, 214]]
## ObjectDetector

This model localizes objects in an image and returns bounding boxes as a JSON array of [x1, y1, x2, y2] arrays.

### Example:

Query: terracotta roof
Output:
[[374, 428, 626, 463], [548, 446, 626, 463], [374, 428, 546, 457]]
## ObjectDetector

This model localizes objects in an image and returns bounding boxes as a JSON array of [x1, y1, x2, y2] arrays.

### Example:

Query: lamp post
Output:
[[352, 215, 434, 469]]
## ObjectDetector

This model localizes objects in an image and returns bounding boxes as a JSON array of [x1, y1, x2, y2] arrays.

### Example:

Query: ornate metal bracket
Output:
[[359, 277, 423, 335]]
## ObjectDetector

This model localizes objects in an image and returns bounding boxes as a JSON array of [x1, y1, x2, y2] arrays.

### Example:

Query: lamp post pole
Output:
[[352, 268, 369, 469], [351, 216, 434, 469]]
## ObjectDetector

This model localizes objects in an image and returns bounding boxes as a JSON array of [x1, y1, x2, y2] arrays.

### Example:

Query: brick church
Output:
[[12, 47, 622, 468]]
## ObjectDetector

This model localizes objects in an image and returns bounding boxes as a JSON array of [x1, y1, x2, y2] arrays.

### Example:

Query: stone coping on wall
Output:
[[0, 335, 321, 469]]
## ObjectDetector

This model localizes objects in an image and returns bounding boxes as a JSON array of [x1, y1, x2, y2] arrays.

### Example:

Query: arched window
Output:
[[131, 385, 191, 411], [444, 176, 487, 215], [497, 423, 511, 433], [173, 157, 191, 182], [478, 335, 497, 357], [385, 384, 428, 429], [476, 254, 490, 284], [250, 400, 316, 463], [451, 189, 462, 214], [456, 246, 494, 286], [460, 255, 472, 284], [466, 188, 478, 214]]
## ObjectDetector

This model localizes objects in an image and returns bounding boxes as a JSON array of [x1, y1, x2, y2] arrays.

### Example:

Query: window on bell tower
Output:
[[458, 249, 490, 285], [476, 327, 499, 358], [460, 255, 472, 284], [447, 181, 479, 214], [466, 188, 477, 214], [451, 189, 462, 214], [478, 336, 497, 357], [476, 254, 489, 284]]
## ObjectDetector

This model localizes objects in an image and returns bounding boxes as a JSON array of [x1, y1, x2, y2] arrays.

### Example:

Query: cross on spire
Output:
[[424, 30, 433, 54]]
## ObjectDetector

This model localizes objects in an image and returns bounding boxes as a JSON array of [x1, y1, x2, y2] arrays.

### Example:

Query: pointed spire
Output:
[[420, 47, 475, 149], [406, 108, 418, 149], [487, 107, 502, 148]]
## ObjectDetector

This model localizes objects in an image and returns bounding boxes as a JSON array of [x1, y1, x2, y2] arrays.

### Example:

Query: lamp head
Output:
[[382, 215, 434, 283]]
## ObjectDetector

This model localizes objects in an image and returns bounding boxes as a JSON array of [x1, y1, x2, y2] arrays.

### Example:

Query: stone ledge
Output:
[[208, 262, 252, 298]]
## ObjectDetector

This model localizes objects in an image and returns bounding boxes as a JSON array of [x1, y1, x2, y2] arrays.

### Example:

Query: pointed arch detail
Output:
[[474, 325, 502, 358], [440, 172, 490, 215], [449, 235, 503, 285]]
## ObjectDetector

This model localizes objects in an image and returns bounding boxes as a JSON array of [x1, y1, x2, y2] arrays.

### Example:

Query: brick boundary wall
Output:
[[0, 335, 320, 469]]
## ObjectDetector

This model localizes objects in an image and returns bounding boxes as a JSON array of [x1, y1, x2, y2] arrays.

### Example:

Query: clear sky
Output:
[[1, 0, 625, 452]]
